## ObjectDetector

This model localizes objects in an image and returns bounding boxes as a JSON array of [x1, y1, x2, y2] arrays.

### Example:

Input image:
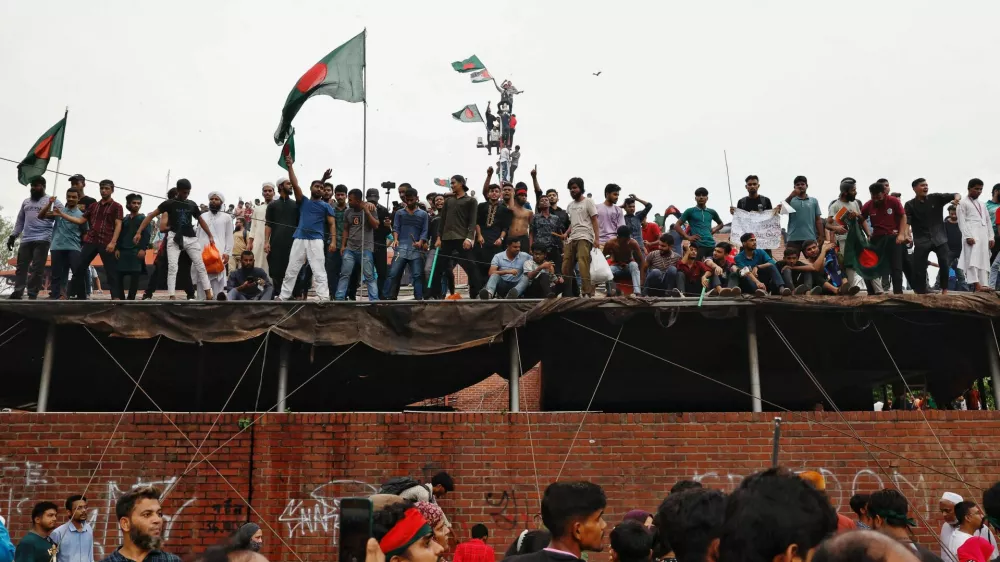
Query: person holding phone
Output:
[[226, 251, 272, 301]]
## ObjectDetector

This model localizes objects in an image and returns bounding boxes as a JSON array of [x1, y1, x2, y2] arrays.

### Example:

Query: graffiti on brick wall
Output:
[[279, 480, 378, 544], [0, 458, 238, 557], [484, 487, 540, 531], [692, 467, 931, 523]]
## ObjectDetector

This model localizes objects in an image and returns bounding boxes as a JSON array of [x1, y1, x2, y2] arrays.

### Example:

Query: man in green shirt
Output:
[[15, 502, 59, 562], [674, 187, 724, 259]]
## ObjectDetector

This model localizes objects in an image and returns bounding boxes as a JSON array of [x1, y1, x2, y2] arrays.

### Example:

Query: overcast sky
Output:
[[2, 1, 999, 222]]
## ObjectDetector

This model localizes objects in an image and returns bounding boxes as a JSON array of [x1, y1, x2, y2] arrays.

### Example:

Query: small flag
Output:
[[278, 129, 296, 171], [452, 104, 483, 123], [17, 115, 67, 186], [470, 69, 493, 83], [274, 31, 365, 145], [433, 178, 449, 187], [451, 55, 485, 73]]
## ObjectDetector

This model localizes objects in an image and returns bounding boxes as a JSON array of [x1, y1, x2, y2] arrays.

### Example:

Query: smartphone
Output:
[[339, 498, 374, 562]]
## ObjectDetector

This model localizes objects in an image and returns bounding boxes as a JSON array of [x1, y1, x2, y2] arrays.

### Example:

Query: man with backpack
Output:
[[379, 472, 455, 526]]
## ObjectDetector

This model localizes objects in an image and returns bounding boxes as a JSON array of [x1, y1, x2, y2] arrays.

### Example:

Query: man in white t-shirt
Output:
[[499, 145, 511, 184], [558, 173, 599, 297]]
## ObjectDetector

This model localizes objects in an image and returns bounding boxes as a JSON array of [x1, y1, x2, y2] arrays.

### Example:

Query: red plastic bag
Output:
[[202, 242, 224, 275]]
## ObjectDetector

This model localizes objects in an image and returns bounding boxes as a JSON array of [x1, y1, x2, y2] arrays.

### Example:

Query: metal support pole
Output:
[[277, 339, 290, 413], [988, 323, 1000, 410], [509, 329, 520, 413], [747, 309, 762, 413], [37, 323, 56, 412]]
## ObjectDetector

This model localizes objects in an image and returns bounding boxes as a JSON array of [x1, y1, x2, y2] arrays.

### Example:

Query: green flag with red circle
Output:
[[451, 55, 484, 73], [843, 218, 895, 279], [273, 31, 365, 145], [278, 129, 296, 171], [17, 116, 66, 186]]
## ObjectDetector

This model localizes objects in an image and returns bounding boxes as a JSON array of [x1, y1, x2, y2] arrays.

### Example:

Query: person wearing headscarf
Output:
[[248, 182, 274, 277], [414, 502, 450, 553], [231, 523, 262, 552], [194, 190, 234, 299], [622, 509, 653, 528]]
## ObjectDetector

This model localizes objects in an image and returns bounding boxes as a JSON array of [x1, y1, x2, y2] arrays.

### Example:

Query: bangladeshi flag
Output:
[[433, 178, 449, 187], [843, 218, 895, 279], [273, 31, 365, 145], [277, 129, 295, 171], [17, 115, 67, 186], [451, 55, 484, 73], [452, 104, 483, 123]]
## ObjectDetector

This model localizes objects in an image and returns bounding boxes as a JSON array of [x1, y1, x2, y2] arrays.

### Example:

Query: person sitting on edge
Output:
[[674, 243, 733, 297], [734, 233, 792, 296], [643, 233, 680, 297], [479, 239, 532, 299], [602, 225, 643, 296], [226, 251, 273, 301], [781, 239, 859, 296], [521, 243, 557, 298], [704, 241, 741, 294]]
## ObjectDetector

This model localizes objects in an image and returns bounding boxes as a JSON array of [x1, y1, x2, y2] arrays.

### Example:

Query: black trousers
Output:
[[870, 236, 904, 294], [13, 240, 50, 297], [428, 239, 482, 298], [269, 241, 292, 298], [117, 270, 144, 300], [74, 243, 122, 299], [911, 242, 949, 294]]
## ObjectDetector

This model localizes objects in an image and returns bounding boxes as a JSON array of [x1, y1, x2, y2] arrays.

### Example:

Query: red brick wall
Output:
[[0, 412, 992, 562], [410, 364, 542, 412]]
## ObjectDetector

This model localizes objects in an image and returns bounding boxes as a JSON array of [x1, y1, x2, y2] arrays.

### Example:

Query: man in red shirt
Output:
[[861, 182, 909, 294], [453, 524, 495, 562], [640, 216, 661, 253], [72, 179, 124, 300]]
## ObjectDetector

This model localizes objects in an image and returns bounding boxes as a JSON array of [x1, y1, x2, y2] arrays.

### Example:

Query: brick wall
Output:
[[0, 411, 993, 562], [410, 364, 541, 411]]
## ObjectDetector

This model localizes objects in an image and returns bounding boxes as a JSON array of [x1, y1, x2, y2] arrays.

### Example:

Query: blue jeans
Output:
[[739, 266, 785, 294], [500, 161, 510, 183], [609, 262, 641, 294], [644, 266, 677, 296], [336, 249, 379, 301], [485, 273, 530, 297], [384, 247, 424, 300]]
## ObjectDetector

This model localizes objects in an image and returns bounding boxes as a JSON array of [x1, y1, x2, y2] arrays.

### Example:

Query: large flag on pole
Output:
[[452, 104, 483, 123], [451, 55, 484, 73], [470, 69, 493, 83], [17, 115, 67, 186], [278, 129, 296, 170], [274, 31, 365, 145], [433, 178, 449, 187]]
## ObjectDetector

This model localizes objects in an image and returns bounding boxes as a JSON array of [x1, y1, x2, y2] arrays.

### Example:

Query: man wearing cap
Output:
[[7, 177, 56, 300], [941, 493, 998, 562], [68, 175, 96, 213], [367, 188, 392, 290], [247, 182, 274, 277], [194, 191, 234, 299], [73, 179, 124, 300], [265, 176, 300, 298]]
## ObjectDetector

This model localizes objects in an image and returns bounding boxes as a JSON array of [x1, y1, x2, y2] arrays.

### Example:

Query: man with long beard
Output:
[[265, 175, 300, 298], [99, 487, 179, 562], [194, 191, 234, 299], [828, 178, 873, 292], [7, 177, 55, 300], [247, 182, 274, 277]]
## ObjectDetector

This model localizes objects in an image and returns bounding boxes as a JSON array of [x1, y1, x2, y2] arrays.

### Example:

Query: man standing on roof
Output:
[[957, 178, 994, 292], [784, 176, 825, 257], [597, 184, 625, 248], [277, 156, 336, 301], [196, 191, 234, 299], [623, 194, 653, 254], [247, 182, 274, 277], [732, 175, 777, 213], [133, 179, 215, 300], [675, 187, 724, 259], [7, 176, 55, 300], [905, 178, 960, 294], [265, 175, 300, 298]]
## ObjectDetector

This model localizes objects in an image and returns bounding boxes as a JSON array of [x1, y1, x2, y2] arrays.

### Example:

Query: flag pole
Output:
[[724, 150, 733, 207], [51, 107, 68, 188], [361, 28, 369, 298]]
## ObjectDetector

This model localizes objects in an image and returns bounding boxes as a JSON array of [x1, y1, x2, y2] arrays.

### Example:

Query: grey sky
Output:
[[2, 0, 999, 223]]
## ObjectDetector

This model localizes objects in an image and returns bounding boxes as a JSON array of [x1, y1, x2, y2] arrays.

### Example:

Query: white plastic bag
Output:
[[589, 248, 613, 285]]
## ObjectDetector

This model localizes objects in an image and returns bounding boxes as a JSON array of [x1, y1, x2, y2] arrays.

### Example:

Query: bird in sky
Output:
[[593, 71, 602, 76]]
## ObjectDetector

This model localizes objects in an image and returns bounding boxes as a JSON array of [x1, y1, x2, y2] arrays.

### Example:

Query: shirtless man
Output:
[[505, 182, 534, 249]]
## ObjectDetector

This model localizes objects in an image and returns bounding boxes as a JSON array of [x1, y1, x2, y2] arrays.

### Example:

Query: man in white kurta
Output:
[[194, 190, 235, 299], [957, 179, 994, 290], [248, 182, 274, 275]]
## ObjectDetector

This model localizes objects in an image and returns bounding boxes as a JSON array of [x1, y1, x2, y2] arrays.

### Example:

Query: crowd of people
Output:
[[5, 468, 1000, 562], [7, 166, 998, 301]]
